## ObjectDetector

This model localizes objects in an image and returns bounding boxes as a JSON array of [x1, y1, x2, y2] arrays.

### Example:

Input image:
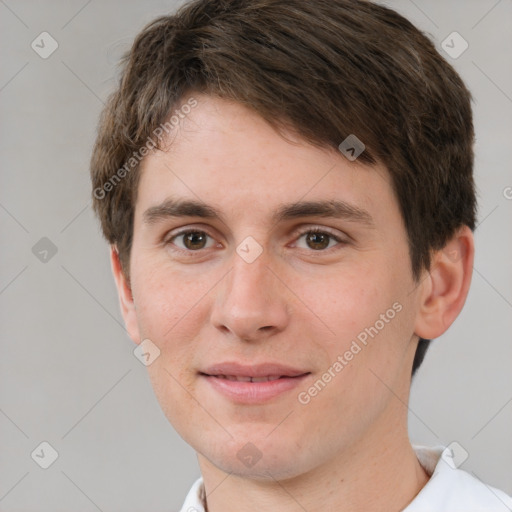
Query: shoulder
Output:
[[407, 445, 512, 511]]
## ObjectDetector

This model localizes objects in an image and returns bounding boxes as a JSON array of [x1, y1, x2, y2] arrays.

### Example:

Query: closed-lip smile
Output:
[[199, 362, 311, 403]]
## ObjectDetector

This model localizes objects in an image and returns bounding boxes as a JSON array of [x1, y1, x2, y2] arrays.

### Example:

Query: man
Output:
[[90, 0, 512, 510]]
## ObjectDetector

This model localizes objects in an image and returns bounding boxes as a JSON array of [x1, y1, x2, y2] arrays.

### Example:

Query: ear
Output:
[[110, 245, 141, 345], [414, 226, 474, 339]]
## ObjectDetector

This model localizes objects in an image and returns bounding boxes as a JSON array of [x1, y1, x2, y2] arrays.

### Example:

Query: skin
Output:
[[111, 93, 474, 511]]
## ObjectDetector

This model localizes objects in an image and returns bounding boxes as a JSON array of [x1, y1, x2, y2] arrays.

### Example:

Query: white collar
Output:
[[179, 445, 512, 511]]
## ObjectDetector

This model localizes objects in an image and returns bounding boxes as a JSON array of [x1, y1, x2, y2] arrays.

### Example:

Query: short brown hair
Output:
[[90, 0, 476, 375]]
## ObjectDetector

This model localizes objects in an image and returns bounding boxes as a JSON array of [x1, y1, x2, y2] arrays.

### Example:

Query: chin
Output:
[[197, 432, 313, 481]]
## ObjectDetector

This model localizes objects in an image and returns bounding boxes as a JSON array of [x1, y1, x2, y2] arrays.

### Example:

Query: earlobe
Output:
[[414, 226, 474, 340], [110, 245, 141, 344]]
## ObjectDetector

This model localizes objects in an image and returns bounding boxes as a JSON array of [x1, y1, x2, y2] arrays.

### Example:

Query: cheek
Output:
[[130, 257, 212, 396], [297, 259, 414, 385], [294, 264, 395, 346], [131, 252, 207, 341], [131, 263, 209, 431]]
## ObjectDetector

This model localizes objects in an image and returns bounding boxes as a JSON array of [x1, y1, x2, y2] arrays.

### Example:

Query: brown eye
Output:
[[306, 232, 331, 250], [169, 230, 215, 251], [295, 229, 344, 251], [183, 231, 207, 250]]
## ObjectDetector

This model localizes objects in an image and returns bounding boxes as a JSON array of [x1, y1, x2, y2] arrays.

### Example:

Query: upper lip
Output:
[[200, 362, 310, 378]]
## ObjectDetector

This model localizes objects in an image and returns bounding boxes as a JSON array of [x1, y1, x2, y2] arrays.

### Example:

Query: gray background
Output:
[[0, 0, 511, 510]]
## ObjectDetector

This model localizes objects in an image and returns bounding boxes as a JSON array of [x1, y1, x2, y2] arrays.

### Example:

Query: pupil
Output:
[[307, 232, 329, 250]]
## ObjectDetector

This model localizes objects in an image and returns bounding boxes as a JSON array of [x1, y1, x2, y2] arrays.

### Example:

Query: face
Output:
[[118, 94, 427, 480]]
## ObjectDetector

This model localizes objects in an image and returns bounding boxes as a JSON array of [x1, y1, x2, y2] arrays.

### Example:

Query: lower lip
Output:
[[201, 374, 310, 404]]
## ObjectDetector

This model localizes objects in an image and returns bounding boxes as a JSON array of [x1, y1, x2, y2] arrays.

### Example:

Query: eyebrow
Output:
[[143, 198, 374, 227]]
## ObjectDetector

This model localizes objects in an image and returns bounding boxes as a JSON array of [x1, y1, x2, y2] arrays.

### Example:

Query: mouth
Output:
[[199, 362, 311, 403], [206, 374, 291, 382]]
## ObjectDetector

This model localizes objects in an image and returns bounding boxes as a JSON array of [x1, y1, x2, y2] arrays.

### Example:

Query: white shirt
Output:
[[179, 445, 512, 511]]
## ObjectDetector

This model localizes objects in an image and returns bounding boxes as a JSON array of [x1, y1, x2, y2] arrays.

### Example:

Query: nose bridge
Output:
[[211, 248, 289, 339], [226, 251, 275, 316]]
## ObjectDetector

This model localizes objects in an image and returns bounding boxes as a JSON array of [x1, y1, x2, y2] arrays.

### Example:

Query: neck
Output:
[[198, 408, 430, 512]]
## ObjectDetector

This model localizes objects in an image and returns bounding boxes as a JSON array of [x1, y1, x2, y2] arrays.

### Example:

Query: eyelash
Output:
[[164, 226, 347, 254]]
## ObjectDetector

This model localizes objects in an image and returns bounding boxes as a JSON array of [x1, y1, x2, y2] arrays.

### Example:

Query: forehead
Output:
[[135, 94, 396, 225]]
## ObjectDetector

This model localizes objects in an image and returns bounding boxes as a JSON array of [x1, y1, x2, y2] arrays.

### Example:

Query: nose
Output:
[[210, 249, 290, 342]]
